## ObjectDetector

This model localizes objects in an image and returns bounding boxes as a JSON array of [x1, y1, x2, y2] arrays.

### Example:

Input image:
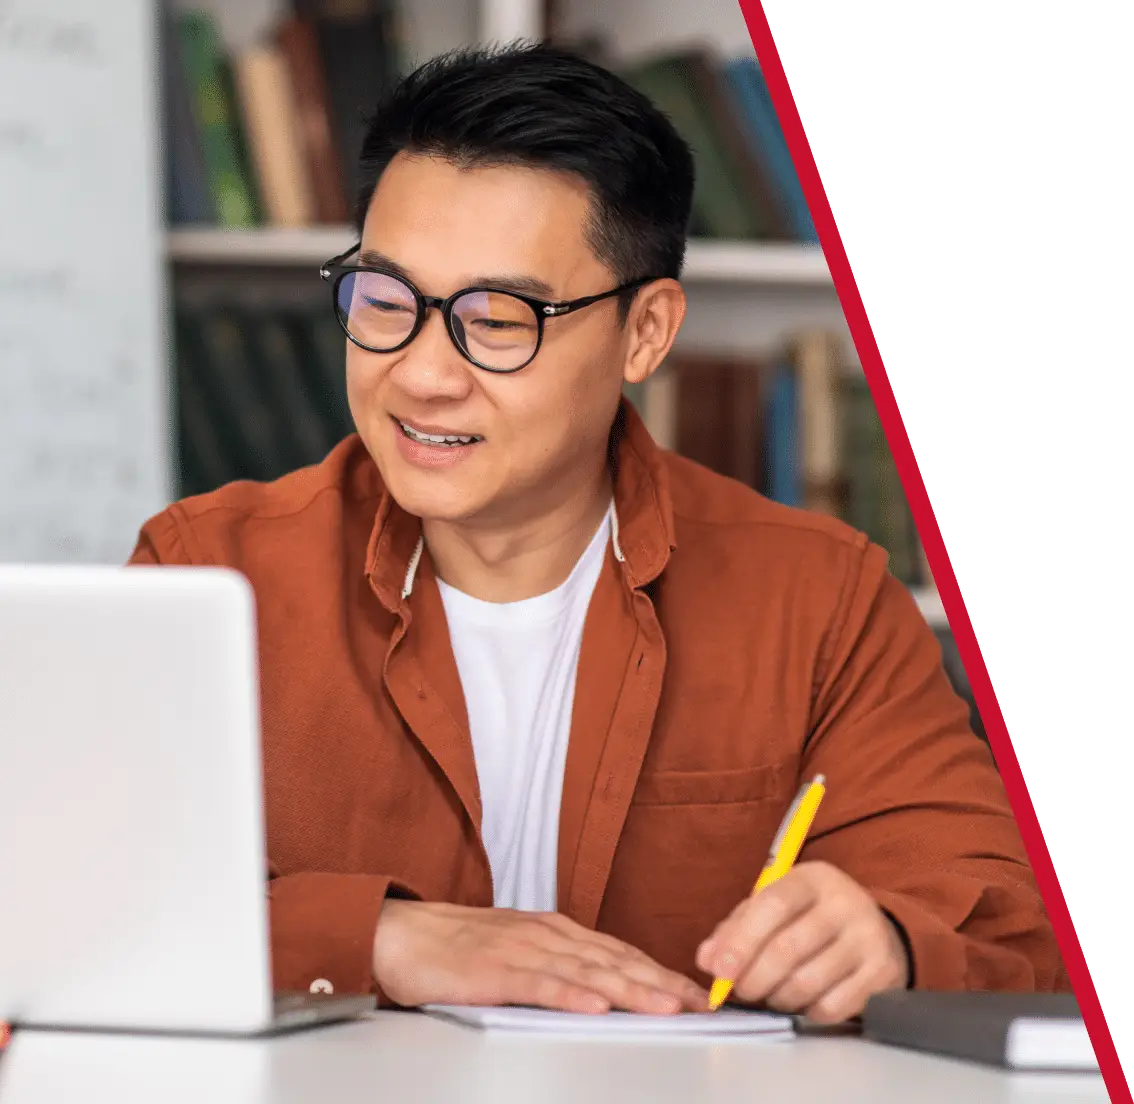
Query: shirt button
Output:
[[309, 978, 334, 995]]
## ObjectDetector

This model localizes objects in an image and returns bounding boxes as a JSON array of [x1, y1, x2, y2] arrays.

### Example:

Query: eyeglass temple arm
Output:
[[319, 242, 363, 280], [544, 279, 653, 317]]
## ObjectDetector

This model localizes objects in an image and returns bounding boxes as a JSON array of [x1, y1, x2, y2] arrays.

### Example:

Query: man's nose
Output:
[[387, 308, 474, 402]]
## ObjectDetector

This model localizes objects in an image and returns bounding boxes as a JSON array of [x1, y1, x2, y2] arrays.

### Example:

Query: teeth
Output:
[[400, 421, 480, 446]]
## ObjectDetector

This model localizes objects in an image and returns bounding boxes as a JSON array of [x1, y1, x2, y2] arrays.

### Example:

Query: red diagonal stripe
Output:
[[734, 1, 1126, 1096]]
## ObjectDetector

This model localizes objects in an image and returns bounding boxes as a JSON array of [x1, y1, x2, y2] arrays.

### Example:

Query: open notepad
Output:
[[423, 1005, 794, 1040]]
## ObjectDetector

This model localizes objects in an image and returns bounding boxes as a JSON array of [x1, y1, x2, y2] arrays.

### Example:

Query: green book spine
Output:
[[623, 56, 763, 240], [177, 12, 259, 228], [840, 376, 883, 544], [875, 420, 917, 584]]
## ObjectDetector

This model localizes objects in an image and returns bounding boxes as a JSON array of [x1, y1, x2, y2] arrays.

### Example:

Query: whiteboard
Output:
[[0, 0, 171, 564]]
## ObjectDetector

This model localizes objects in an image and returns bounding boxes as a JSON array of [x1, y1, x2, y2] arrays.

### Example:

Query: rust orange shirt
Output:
[[128, 404, 1065, 998]]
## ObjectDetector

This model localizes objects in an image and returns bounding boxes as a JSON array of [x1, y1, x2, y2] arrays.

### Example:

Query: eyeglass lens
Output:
[[335, 270, 541, 371]]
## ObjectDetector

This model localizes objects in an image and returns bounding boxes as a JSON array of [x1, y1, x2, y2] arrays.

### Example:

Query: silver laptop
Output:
[[0, 565, 374, 1035]]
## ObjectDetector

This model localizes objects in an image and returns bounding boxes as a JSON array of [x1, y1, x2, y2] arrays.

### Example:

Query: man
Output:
[[131, 44, 1065, 1021]]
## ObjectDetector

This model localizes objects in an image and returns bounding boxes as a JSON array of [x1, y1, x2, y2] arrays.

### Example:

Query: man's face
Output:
[[347, 153, 634, 527]]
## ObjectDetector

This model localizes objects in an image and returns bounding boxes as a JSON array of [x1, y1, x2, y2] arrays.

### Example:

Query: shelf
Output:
[[166, 228, 833, 287], [167, 226, 355, 268], [911, 587, 948, 630], [682, 240, 831, 286]]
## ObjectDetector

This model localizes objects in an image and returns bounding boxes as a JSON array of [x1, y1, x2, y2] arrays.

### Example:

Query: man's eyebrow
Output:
[[358, 249, 556, 300]]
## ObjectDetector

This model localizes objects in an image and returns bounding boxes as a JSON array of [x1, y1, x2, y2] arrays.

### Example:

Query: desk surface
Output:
[[0, 1011, 1109, 1104]]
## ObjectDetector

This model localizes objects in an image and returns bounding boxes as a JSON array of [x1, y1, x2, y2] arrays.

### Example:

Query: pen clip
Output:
[[766, 774, 825, 860]]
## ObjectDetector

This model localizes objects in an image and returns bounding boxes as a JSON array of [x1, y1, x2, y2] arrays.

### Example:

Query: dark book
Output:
[[863, 991, 1096, 1072], [623, 52, 761, 239], [681, 53, 793, 242], [298, 0, 399, 213], [670, 354, 763, 488], [839, 374, 920, 583], [159, 4, 214, 225], [291, 307, 356, 443], [172, 309, 234, 496], [276, 17, 351, 224], [242, 308, 337, 470], [840, 375, 884, 544], [180, 305, 291, 483]]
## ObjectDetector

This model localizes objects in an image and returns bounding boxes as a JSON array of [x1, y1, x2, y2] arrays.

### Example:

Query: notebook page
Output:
[[423, 1006, 794, 1037]]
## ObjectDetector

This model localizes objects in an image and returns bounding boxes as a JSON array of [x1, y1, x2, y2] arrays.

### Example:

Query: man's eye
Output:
[[474, 318, 527, 331], [365, 298, 413, 314]]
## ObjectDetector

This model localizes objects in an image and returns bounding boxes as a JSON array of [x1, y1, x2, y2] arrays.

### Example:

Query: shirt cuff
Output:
[[268, 872, 422, 1003]]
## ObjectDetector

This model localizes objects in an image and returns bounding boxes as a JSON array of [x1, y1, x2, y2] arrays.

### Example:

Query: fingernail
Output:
[[584, 994, 609, 1014], [653, 991, 680, 1014]]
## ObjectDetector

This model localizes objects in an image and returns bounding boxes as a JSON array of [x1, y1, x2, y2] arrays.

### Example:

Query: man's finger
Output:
[[802, 962, 876, 1024], [547, 955, 683, 1014], [762, 936, 858, 1013], [494, 966, 612, 1014], [697, 873, 820, 979], [525, 918, 705, 1009], [564, 943, 703, 1007], [730, 910, 840, 1005]]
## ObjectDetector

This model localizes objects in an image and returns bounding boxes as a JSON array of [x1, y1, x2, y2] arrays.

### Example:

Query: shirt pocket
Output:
[[632, 761, 787, 807]]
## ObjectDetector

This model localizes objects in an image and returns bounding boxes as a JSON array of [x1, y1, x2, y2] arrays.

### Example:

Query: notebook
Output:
[[862, 991, 1098, 1071], [423, 1005, 794, 1040]]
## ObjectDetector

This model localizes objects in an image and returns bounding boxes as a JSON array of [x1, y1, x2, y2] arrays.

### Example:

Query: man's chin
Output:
[[378, 465, 488, 524]]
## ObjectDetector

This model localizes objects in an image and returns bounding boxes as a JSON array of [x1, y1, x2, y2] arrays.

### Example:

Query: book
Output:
[[301, 0, 399, 213], [159, 4, 214, 226], [276, 17, 351, 224], [176, 11, 260, 228], [669, 354, 763, 488], [763, 361, 801, 507], [622, 52, 768, 240], [791, 331, 844, 516], [840, 375, 926, 585], [863, 991, 1097, 1072], [233, 43, 316, 228], [243, 309, 336, 469], [722, 58, 818, 243], [680, 53, 793, 242], [179, 305, 290, 484], [172, 308, 235, 496], [291, 307, 355, 443]]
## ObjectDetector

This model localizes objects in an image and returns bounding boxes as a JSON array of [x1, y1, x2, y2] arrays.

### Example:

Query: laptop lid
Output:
[[0, 566, 273, 1034]]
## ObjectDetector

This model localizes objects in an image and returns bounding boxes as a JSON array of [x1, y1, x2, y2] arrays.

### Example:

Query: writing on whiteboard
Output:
[[0, 0, 169, 564]]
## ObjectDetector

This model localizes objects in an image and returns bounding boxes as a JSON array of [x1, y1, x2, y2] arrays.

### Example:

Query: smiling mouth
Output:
[[396, 418, 484, 448]]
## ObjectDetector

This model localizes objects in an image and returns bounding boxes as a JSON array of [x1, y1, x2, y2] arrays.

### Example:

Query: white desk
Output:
[[0, 1011, 1108, 1104]]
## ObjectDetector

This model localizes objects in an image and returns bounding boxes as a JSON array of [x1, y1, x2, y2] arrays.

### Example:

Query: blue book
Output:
[[764, 363, 801, 507], [723, 58, 817, 243], [160, 3, 214, 225]]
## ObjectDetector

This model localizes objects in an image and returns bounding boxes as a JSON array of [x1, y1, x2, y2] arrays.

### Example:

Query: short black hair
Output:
[[355, 43, 695, 318]]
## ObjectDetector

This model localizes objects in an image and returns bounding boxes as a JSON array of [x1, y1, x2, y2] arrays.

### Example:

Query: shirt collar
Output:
[[364, 399, 676, 612]]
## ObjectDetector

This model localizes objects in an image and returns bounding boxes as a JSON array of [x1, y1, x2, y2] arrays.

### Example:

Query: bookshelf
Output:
[[167, 228, 832, 286]]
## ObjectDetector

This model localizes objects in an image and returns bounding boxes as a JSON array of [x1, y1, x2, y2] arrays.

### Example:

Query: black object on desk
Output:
[[862, 991, 1098, 1072]]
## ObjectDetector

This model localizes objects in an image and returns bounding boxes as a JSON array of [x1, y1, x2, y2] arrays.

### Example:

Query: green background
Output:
[[752, 0, 1134, 1088]]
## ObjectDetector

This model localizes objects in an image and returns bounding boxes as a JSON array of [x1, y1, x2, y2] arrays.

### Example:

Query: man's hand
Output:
[[374, 900, 709, 1014], [696, 862, 909, 1023]]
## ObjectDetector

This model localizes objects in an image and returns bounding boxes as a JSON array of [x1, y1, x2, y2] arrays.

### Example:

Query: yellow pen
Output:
[[707, 774, 827, 1011]]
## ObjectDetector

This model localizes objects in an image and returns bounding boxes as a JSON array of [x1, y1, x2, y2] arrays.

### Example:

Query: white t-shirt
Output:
[[437, 505, 613, 912]]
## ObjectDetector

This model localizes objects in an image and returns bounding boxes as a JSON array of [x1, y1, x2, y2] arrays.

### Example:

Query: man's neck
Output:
[[423, 469, 613, 604]]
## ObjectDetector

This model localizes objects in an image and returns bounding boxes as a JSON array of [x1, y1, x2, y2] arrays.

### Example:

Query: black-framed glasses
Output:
[[320, 243, 656, 373]]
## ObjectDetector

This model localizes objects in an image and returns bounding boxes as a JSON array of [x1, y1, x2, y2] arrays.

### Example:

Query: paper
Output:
[[423, 1005, 794, 1039]]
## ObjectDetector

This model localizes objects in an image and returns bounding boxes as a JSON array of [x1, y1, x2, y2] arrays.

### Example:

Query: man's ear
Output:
[[623, 279, 686, 386]]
